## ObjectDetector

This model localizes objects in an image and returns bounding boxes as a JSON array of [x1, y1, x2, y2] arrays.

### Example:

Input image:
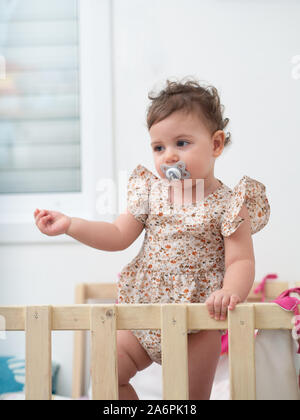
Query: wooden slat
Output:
[[90, 305, 118, 400], [248, 282, 290, 301], [85, 283, 117, 300], [187, 304, 227, 330], [161, 304, 189, 400], [2, 297, 299, 403], [228, 304, 256, 400], [25, 306, 52, 400], [52, 304, 90, 330], [117, 304, 161, 330], [53, 304, 161, 330], [1, 303, 298, 331], [255, 303, 298, 329], [0, 306, 25, 330], [72, 284, 86, 399]]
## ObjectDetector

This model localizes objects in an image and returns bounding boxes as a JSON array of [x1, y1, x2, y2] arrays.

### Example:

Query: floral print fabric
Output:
[[118, 164, 271, 363]]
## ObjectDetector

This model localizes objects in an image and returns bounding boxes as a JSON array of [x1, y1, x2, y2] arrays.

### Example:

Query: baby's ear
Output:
[[212, 130, 225, 156]]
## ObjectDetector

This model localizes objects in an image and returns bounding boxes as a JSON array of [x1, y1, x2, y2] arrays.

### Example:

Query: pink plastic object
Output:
[[221, 277, 300, 356], [273, 288, 300, 354], [253, 273, 278, 302], [221, 273, 277, 355]]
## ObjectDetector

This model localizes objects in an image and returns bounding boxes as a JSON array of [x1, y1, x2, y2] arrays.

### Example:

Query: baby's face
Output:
[[149, 110, 224, 184]]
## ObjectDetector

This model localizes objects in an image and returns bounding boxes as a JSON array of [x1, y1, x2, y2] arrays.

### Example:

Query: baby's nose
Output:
[[165, 152, 179, 164], [165, 159, 179, 166]]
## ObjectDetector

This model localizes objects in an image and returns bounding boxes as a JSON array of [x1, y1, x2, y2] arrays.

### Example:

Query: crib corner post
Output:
[[228, 303, 256, 400]]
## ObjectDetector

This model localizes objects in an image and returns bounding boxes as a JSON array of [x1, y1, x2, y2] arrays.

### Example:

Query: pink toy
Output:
[[221, 274, 300, 355], [253, 273, 278, 302]]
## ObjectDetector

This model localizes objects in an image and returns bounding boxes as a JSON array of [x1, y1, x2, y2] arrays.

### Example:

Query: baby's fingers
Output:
[[35, 209, 48, 224], [40, 214, 52, 225], [205, 295, 215, 318], [228, 295, 241, 311], [220, 296, 230, 320], [36, 213, 52, 231]]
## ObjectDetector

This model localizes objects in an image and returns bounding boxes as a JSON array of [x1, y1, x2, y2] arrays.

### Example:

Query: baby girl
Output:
[[34, 79, 270, 400]]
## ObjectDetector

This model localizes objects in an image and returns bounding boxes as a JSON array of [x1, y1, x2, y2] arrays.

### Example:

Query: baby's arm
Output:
[[222, 204, 255, 299], [67, 209, 144, 251], [206, 205, 255, 320], [34, 208, 144, 251]]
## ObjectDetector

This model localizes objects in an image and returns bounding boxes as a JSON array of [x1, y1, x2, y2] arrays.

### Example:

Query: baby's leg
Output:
[[117, 330, 153, 400], [188, 330, 221, 400]]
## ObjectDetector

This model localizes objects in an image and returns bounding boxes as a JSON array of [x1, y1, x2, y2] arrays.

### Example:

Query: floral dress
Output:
[[118, 164, 271, 364]]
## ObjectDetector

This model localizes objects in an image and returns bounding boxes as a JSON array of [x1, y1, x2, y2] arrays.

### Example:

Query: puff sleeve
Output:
[[127, 164, 156, 225], [221, 176, 270, 237]]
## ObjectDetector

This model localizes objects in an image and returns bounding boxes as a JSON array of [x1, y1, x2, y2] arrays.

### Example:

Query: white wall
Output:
[[1, 0, 300, 397], [113, 0, 300, 284]]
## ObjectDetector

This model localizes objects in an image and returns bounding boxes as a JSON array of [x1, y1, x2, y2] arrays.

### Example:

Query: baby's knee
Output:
[[117, 331, 154, 385]]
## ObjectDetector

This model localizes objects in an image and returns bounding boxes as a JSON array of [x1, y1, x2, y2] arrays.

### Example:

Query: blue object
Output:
[[0, 356, 60, 395]]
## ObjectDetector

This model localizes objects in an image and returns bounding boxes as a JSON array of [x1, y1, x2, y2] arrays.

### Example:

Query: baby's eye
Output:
[[153, 145, 164, 152], [153, 141, 189, 152], [177, 140, 189, 147]]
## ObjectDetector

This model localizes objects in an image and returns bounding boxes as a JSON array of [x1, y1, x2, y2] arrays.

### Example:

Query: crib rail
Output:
[[0, 302, 298, 400]]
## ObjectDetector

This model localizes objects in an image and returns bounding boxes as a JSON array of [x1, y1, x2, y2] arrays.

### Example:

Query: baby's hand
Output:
[[205, 289, 241, 321], [34, 208, 71, 236]]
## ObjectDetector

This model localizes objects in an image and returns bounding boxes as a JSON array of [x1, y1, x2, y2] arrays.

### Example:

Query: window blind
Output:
[[0, 0, 80, 194]]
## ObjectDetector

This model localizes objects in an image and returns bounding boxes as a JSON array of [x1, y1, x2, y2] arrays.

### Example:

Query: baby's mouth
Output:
[[160, 161, 191, 181]]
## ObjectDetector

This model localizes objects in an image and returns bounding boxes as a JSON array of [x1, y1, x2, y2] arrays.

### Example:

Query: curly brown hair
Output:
[[146, 78, 231, 147]]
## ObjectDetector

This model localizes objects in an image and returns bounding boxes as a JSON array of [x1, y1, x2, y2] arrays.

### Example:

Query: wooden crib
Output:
[[0, 281, 299, 400]]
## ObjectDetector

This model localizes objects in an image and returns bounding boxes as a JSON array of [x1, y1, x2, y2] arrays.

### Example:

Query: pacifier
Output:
[[160, 161, 191, 181]]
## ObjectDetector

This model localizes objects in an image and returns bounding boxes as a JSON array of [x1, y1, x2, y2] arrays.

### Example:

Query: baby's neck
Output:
[[168, 176, 220, 205], [203, 177, 221, 198]]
